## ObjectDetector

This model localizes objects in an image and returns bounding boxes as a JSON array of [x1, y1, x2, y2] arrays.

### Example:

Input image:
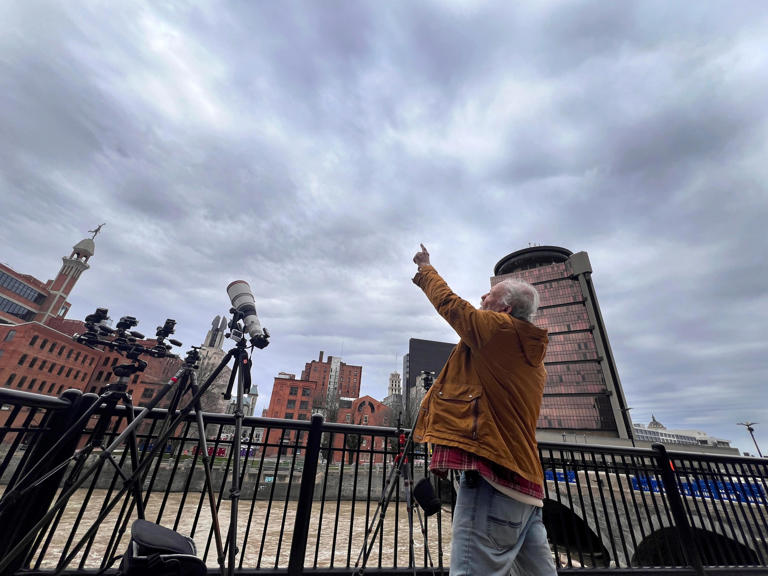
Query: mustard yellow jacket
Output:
[[412, 266, 548, 487]]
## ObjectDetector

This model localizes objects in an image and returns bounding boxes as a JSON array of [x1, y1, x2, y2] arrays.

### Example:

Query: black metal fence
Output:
[[0, 387, 766, 575]]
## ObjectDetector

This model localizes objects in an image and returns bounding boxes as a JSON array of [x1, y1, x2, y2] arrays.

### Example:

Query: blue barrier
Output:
[[632, 475, 766, 504]]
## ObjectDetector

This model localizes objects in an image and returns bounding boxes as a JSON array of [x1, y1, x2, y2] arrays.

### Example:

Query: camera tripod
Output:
[[0, 311, 236, 576], [353, 418, 443, 576]]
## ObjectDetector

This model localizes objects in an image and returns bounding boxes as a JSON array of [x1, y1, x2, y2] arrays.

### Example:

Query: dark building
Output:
[[493, 246, 632, 439], [402, 338, 455, 419]]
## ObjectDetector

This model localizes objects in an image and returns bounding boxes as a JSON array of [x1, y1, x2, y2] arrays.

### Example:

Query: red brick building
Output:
[[0, 231, 183, 407], [0, 320, 182, 405], [334, 395, 393, 464], [0, 235, 97, 326], [300, 351, 362, 406]]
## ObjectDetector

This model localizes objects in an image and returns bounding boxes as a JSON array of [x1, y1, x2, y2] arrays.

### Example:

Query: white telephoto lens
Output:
[[227, 280, 263, 338]]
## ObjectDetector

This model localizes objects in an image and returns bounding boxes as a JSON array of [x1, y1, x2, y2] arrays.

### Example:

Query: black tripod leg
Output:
[[354, 431, 415, 573], [227, 352, 246, 576], [188, 371, 226, 576], [121, 394, 146, 520]]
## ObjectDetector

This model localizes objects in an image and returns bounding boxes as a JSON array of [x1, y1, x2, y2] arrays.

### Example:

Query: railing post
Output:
[[0, 389, 97, 573], [287, 414, 324, 576], [652, 443, 706, 575]]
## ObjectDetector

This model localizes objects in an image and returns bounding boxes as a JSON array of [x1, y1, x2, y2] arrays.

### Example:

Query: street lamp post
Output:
[[737, 422, 763, 457]]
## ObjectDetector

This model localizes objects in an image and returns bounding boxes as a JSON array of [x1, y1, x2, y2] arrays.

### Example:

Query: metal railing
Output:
[[1, 387, 766, 575]]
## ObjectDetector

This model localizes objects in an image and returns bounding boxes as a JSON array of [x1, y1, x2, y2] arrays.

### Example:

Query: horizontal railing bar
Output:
[[0, 388, 74, 410]]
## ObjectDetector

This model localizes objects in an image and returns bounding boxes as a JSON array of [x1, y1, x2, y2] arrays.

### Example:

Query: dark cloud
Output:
[[1, 1, 766, 454]]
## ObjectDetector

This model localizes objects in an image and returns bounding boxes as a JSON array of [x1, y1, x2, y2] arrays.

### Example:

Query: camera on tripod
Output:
[[420, 370, 435, 391]]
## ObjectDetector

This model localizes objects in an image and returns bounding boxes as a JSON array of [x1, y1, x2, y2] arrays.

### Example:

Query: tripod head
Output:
[[74, 308, 182, 381], [225, 308, 270, 350], [184, 346, 201, 370], [420, 370, 436, 391]]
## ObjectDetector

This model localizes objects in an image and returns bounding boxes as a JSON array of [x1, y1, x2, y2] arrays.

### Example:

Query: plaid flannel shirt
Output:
[[430, 445, 544, 500]]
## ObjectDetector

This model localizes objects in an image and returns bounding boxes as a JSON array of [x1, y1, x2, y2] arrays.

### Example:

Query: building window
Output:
[[96, 370, 104, 381], [18, 376, 27, 388], [89, 358, 94, 366], [39, 360, 47, 370], [0, 350, 3, 359], [289, 386, 298, 395], [142, 389, 154, 399], [66, 368, 73, 377], [74, 370, 80, 379], [28, 378, 37, 390], [302, 388, 311, 397], [48, 382, 55, 393], [74, 351, 81, 362], [111, 358, 118, 367], [81, 372, 87, 382], [362, 415, 368, 425], [286, 400, 296, 409], [0, 296, 35, 321], [28, 357, 37, 368], [67, 349, 73, 359], [285, 412, 294, 419], [299, 413, 308, 421], [29, 335, 39, 346], [49, 342, 56, 353], [40, 338, 48, 350], [57, 385, 63, 394], [5, 374, 16, 386], [299, 400, 308, 410], [103, 357, 109, 366], [5, 330, 16, 341], [58, 346, 64, 357], [17, 354, 27, 366], [48, 362, 55, 373], [345, 414, 351, 423], [38, 380, 45, 391]]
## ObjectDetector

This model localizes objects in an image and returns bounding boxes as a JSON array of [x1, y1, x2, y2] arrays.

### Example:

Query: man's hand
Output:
[[413, 244, 431, 268]]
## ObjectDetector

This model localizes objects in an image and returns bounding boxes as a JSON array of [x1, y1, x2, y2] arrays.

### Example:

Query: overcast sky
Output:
[[1, 1, 766, 455]]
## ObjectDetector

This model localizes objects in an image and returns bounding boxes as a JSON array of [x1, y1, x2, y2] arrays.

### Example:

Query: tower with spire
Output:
[[0, 228, 101, 326]]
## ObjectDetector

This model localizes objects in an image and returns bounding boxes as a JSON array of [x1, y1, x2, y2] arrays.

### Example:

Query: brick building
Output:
[[0, 231, 183, 409], [262, 373, 317, 456], [1, 233, 99, 326], [300, 351, 362, 418]]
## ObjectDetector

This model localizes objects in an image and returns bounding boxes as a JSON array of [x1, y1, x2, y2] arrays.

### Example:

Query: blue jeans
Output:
[[450, 472, 556, 576]]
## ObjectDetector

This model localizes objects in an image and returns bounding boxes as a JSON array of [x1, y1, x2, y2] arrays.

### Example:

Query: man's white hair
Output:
[[496, 279, 540, 322]]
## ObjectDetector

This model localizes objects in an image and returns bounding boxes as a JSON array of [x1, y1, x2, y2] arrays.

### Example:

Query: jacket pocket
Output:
[[432, 386, 483, 440]]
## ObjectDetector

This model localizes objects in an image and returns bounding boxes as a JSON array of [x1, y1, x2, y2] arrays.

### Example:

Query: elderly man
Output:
[[412, 244, 555, 576]]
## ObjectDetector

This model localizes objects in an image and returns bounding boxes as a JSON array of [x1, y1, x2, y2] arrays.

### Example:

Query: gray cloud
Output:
[[1, 1, 766, 454]]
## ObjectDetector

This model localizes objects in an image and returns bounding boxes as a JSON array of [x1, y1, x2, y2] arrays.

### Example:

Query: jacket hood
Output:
[[513, 319, 548, 366]]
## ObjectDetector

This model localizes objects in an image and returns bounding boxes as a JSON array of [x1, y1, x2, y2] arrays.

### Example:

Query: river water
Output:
[[32, 489, 453, 571]]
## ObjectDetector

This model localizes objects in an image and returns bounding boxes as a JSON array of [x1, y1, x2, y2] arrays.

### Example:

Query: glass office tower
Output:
[[494, 246, 632, 439]]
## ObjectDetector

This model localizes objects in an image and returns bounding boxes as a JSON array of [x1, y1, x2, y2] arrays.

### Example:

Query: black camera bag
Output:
[[119, 519, 206, 576]]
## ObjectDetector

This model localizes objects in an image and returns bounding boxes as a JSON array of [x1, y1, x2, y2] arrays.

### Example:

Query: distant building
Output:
[[264, 373, 316, 422], [382, 371, 404, 424], [263, 373, 317, 456], [633, 415, 734, 450], [493, 246, 633, 441], [300, 351, 362, 419], [1, 234, 97, 326], [0, 232, 182, 409], [402, 338, 455, 421], [334, 395, 393, 464], [195, 315, 233, 414]]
